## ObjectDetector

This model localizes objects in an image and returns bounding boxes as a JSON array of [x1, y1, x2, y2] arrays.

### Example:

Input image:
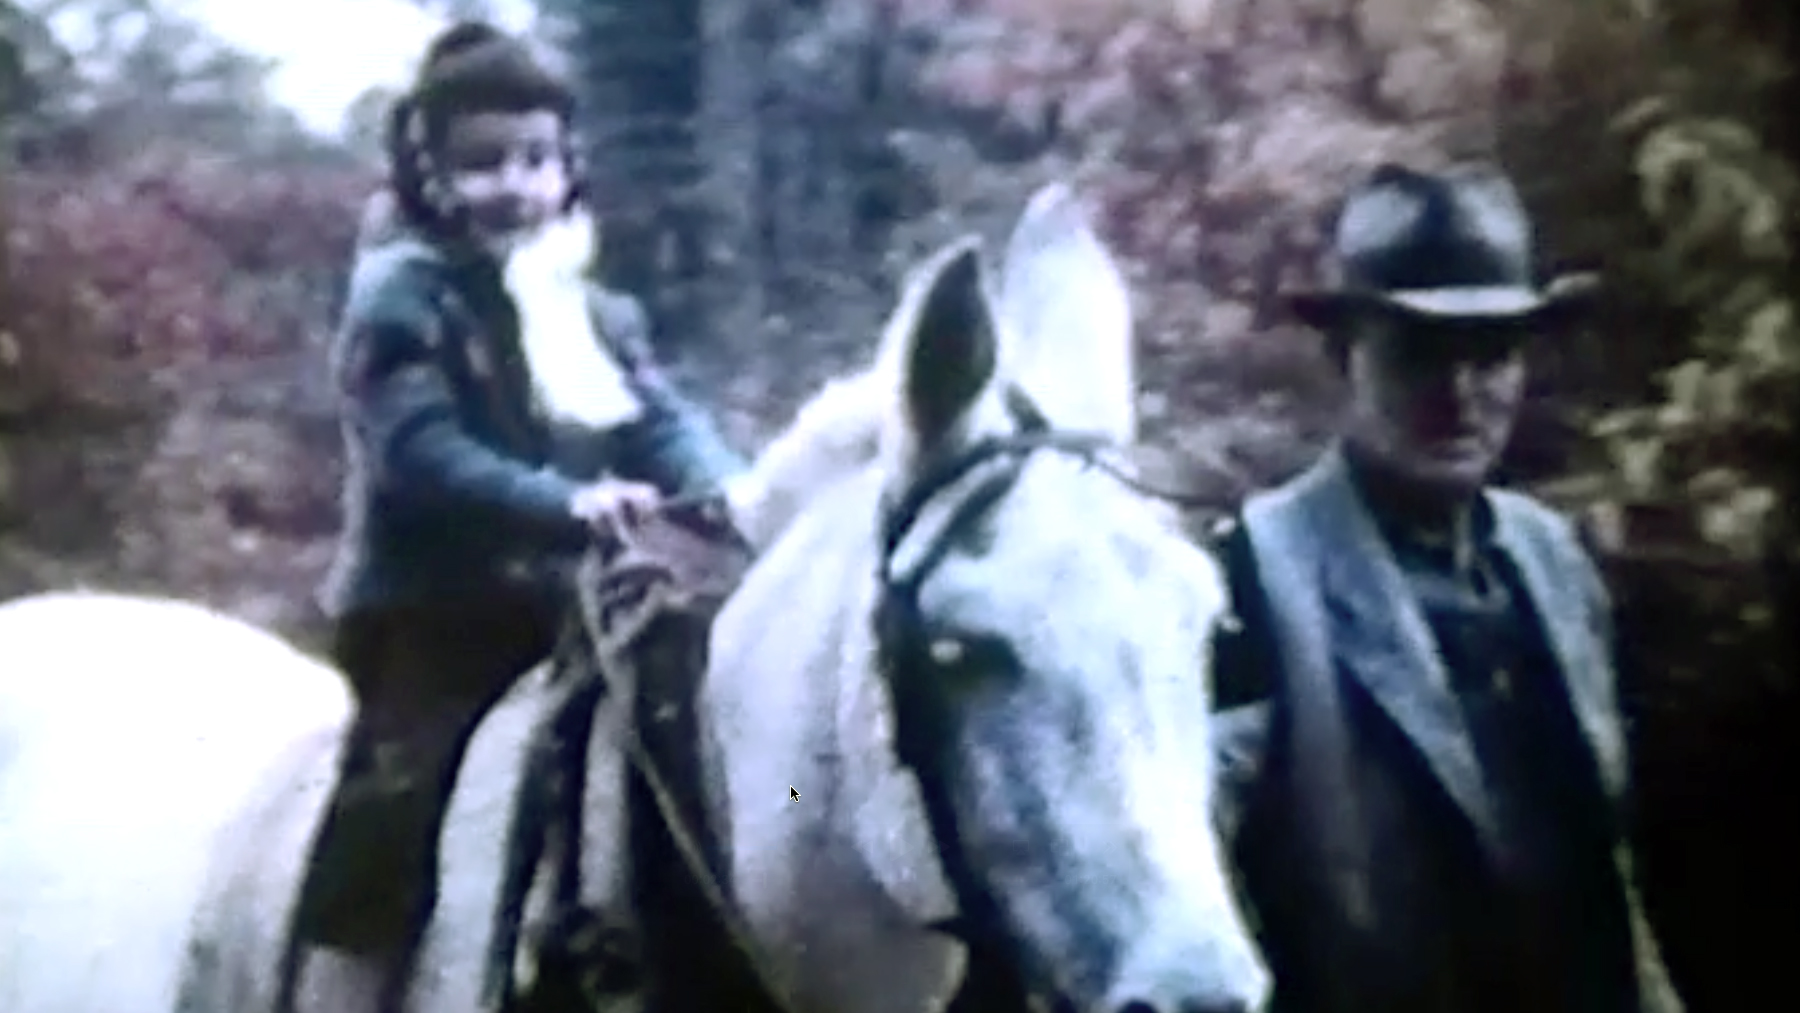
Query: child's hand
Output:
[[568, 478, 660, 541]]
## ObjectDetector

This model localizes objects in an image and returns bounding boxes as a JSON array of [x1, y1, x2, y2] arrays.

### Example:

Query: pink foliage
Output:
[[898, 2, 1223, 279], [891, 0, 1516, 496], [897, 0, 1504, 313], [4, 151, 373, 404]]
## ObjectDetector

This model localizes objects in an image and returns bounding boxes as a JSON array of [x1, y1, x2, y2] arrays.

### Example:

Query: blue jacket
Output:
[[318, 235, 745, 617]]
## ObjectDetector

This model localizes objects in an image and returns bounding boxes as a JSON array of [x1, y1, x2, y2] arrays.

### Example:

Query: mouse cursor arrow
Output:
[[789, 786, 800, 803]]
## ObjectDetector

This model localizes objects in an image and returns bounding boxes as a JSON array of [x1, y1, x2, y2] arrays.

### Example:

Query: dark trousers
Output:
[[294, 593, 562, 955]]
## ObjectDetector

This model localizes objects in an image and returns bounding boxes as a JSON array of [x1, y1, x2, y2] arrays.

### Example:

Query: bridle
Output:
[[872, 384, 1188, 1012]]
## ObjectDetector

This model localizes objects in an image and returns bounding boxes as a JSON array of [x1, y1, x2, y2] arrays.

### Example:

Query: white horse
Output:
[[0, 183, 1268, 1013], [0, 592, 351, 1012], [690, 184, 1268, 1013]]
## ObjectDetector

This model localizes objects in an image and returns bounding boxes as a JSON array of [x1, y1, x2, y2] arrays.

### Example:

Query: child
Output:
[[292, 20, 745, 1007]]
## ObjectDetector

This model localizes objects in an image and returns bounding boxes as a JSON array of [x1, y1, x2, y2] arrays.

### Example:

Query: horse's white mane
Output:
[[725, 369, 888, 552]]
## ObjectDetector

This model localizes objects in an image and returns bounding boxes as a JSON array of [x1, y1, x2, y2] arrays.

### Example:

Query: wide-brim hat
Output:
[[1284, 163, 1599, 334]]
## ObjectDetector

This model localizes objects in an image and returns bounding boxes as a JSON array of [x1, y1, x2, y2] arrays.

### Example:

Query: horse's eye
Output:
[[920, 633, 1014, 687], [928, 637, 966, 667]]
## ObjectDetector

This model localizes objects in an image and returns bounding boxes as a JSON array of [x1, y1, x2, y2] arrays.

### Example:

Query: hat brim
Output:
[[1286, 272, 1600, 332]]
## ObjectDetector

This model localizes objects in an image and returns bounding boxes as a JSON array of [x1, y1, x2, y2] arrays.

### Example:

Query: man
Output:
[[1209, 163, 1685, 1013]]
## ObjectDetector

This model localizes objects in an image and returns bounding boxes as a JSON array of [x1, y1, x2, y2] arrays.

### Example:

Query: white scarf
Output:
[[500, 212, 643, 431]]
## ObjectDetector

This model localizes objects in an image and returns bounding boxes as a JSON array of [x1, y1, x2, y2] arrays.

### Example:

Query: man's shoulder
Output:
[[1487, 485, 1588, 559], [1235, 454, 1341, 552], [1487, 484, 1570, 524]]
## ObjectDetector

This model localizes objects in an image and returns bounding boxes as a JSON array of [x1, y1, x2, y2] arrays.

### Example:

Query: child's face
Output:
[[438, 109, 571, 254]]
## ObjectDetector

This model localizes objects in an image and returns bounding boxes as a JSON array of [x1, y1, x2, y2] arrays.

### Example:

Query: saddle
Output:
[[487, 504, 752, 1009]]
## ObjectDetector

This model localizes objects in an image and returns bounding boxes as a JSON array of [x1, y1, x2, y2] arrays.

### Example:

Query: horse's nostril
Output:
[[1113, 998, 1257, 1013], [1107, 944, 1270, 1013]]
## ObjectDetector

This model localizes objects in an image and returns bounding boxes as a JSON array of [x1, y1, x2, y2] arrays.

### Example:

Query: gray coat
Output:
[[1211, 448, 1682, 1013], [319, 234, 745, 618]]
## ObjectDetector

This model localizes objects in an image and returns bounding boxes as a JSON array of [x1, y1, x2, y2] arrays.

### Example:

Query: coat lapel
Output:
[[1304, 451, 1504, 854], [1491, 498, 1679, 1011], [1491, 496, 1629, 803]]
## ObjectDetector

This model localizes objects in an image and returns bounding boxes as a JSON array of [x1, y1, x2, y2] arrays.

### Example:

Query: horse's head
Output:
[[867, 186, 1269, 1013]]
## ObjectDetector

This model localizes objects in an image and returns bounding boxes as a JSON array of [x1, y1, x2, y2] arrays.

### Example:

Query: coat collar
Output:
[[1292, 446, 1620, 851]]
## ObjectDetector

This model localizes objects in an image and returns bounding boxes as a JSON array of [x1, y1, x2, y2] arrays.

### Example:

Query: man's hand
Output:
[[568, 478, 661, 541]]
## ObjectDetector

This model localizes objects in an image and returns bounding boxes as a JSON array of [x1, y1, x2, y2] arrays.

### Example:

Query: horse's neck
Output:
[[717, 467, 887, 762], [778, 474, 928, 821], [733, 373, 886, 551], [769, 472, 970, 930]]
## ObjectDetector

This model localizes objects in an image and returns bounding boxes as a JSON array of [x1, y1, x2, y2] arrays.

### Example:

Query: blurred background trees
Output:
[[1486, 3, 1800, 1001], [1, 0, 1795, 1004], [0, 0, 369, 608]]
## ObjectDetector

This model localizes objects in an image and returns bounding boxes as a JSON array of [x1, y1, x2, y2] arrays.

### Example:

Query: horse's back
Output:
[[0, 591, 352, 1013], [0, 591, 349, 731]]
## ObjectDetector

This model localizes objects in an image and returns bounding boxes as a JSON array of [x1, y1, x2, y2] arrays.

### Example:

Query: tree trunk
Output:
[[539, 0, 708, 350]]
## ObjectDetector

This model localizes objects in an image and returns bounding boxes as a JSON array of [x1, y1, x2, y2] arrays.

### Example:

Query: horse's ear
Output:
[[885, 238, 1004, 458], [1000, 183, 1137, 442]]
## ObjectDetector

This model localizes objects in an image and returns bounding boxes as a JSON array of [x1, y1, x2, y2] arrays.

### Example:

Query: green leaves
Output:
[[1563, 2, 1800, 568]]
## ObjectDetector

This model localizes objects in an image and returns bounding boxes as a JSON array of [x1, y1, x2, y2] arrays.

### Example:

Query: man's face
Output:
[[1341, 311, 1531, 495], [438, 109, 570, 256]]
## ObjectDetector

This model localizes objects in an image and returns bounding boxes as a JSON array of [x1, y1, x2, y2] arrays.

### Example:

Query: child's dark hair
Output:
[[422, 20, 508, 69], [384, 21, 584, 236]]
